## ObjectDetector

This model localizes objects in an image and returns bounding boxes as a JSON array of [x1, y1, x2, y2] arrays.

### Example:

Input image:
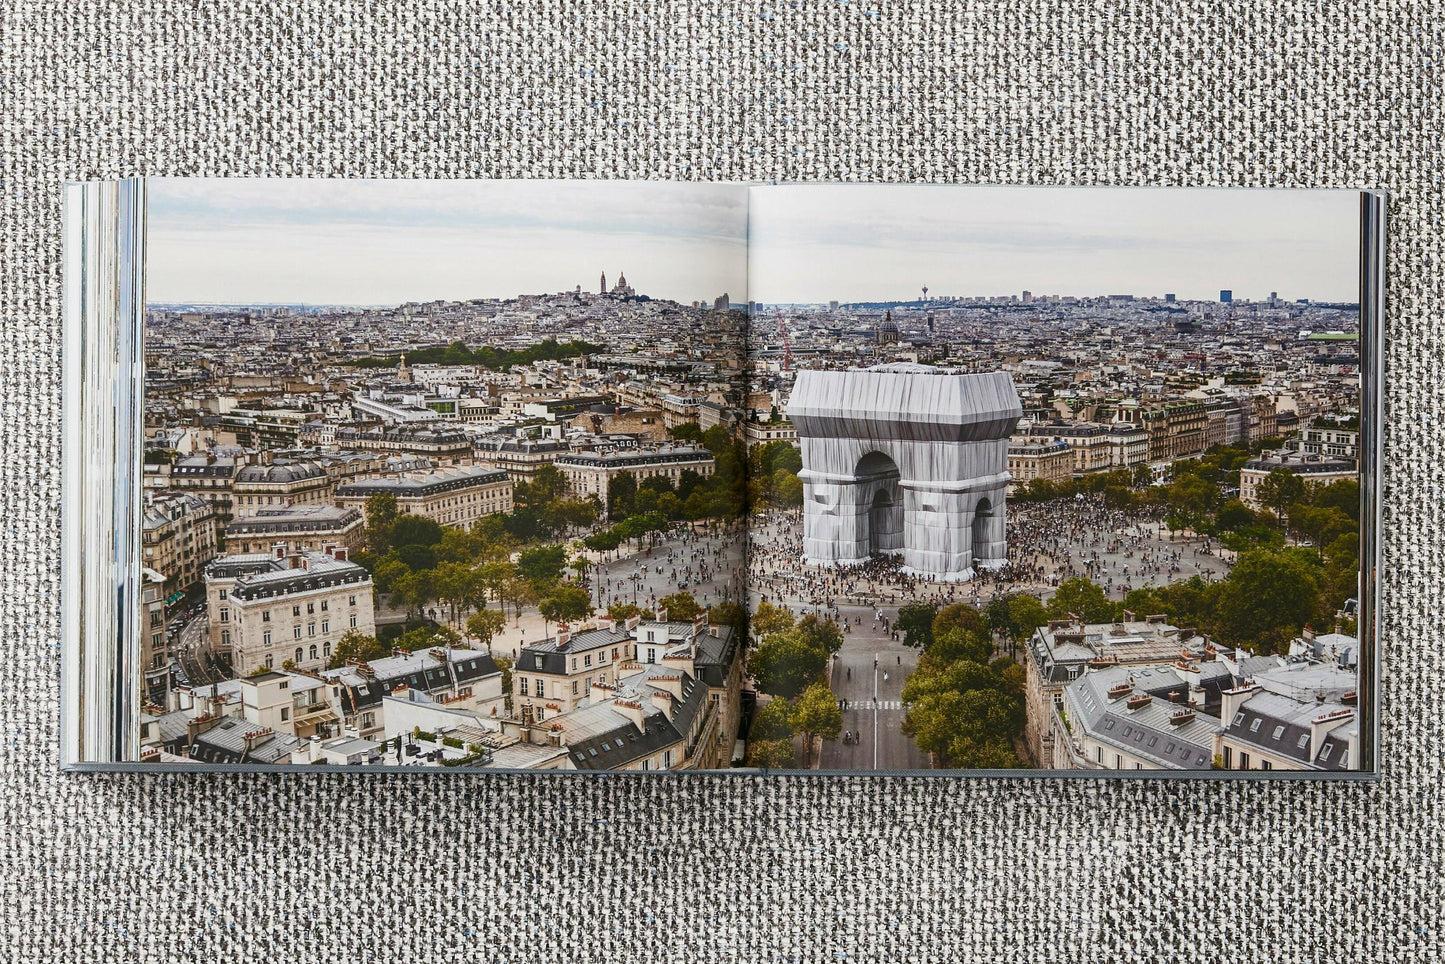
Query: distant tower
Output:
[[397, 352, 412, 384], [600, 272, 607, 295], [922, 285, 929, 302]]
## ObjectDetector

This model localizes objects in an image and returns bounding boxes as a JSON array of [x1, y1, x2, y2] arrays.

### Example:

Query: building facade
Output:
[[141, 491, 220, 599], [224, 504, 367, 555], [554, 447, 715, 506], [334, 465, 514, 529], [232, 460, 333, 517], [204, 544, 375, 675]]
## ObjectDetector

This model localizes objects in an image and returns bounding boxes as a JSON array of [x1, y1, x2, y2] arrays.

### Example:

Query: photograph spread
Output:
[[61, 179, 1383, 775]]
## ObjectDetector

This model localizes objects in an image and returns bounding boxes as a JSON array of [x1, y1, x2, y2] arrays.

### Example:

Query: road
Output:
[[816, 603, 932, 771]]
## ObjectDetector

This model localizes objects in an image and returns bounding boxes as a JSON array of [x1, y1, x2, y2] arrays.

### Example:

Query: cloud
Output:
[[748, 185, 1362, 303], [146, 179, 749, 304]]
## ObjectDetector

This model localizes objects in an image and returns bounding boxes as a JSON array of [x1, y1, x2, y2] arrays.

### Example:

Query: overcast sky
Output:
[[146, 179, 749, 306], [748, 185, 1363, 304]]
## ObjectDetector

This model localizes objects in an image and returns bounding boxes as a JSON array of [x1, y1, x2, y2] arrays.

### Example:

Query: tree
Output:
[[584, 527, 623, 554], [1003, 595, 1048, 658], [771, 469, 803, 506], [327, 629, 387, 669], [927, 627, 993, 666], [607, 602, 643, 622], [1216, 498, 1255, 532], [364, 493, 400, 551], [395, 624, 462, 653], [607, 472, 637, 519], [493, 654, 513, 697], [1047, 578, 1117, 623], [391, 569, 435, 618], [1313, 478, 1360, 521], [1256, 468, 1305, 525], [747, 628, 830, 699], [750, 695, 794, 742], [466, 608, 506, 649], [1167, 474, 1218, 528], [390, 514, 444, 549], [371, 557, 411, 595], [657, 591, 701, 623], [393, 543, 437, 572], [538, 581, 593, 628], [435, 528, 479, 564], [792, 680, 842, 767], [432, 560, 480, 625], [897, 603, 939, 649], [708, 601, 747, 636], [517, 544, 567, 588], [794, 614, 844, 656], [1211, 549, 1322, 654], [902, 687, 1024, 769], [746, 739, 797, 768], [932, 603, 984, 642], [750, 601, 795, 640]]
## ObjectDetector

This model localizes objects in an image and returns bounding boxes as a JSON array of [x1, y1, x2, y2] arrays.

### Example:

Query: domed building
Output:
[[232, 459, 333, 517], [875, 309, 900, 346]]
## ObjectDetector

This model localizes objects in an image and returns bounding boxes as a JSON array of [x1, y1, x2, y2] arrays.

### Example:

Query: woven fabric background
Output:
[[3, 2, 1441, 960]]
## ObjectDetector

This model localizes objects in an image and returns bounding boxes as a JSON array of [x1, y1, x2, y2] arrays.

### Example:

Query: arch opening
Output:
[[856, 452, 903, 558], [972, 497, 993, 569]]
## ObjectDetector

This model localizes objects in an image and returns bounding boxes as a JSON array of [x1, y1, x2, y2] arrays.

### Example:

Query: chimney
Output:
[[596, 615, 615, 632], [333, 546, 348, 562], [613, 698, 647, 732], [1220, 683, 1260, 725], [650, 689, 674, 719], [273, 542, 287, 560], [655, 609, 668, 625]]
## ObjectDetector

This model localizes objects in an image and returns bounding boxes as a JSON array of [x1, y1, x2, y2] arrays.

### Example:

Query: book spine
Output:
[[60, 178, 146, 767]]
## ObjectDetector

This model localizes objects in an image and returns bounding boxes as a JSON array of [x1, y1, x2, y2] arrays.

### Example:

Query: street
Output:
[[818, 605, 932, 770]]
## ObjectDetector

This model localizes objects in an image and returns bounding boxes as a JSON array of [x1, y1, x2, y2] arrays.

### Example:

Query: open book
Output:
[[62, 179, 1384, 777]]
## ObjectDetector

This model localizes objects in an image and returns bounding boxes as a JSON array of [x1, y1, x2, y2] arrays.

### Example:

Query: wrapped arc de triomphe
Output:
[[786, 364, 1024, 581]]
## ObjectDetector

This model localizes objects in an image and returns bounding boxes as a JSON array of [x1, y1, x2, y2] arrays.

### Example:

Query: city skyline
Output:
[[147, 179, 749, 307], [748, 185, 1363, 305]]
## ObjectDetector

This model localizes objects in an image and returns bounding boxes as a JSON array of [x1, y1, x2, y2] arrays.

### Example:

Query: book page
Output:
[[744, 183, 1370, 773], [133, 178, 751, 767]]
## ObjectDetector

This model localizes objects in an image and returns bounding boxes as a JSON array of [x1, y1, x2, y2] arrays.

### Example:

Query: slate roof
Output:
[[1223, 690, 1355, 770], [334, 465, 509, 498], [224, 552, 371, 602], [323, 648, 500, 713], [235, 460, 328, 484], [560, 664, 707, 771], [1066, 665, 1221, 769], [519, 626, 633, 675], [189, 716, 305, 764], [690, 626, 741, 688]]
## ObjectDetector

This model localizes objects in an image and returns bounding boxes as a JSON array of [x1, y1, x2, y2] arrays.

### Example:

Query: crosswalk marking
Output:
[[840, 699, 906, 711]]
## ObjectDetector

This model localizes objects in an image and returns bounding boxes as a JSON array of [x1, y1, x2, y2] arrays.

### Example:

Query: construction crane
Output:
[[776, 307, 793, 370]]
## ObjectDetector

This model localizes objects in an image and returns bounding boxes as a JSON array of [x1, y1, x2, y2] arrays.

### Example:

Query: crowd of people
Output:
[[746, 495, 1231, 612], [598, 522, 746, 612]]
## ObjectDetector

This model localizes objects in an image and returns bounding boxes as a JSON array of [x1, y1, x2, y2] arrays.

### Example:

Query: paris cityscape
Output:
[[134, 181, 1366, 772]]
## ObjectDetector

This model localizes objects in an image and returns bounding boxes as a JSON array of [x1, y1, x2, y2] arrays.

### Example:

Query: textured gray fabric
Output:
[[2, 2, 1438, 960]]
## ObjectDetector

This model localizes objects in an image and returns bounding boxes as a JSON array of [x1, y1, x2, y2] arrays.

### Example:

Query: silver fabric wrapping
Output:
[[789, 367, 1022, 579]]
